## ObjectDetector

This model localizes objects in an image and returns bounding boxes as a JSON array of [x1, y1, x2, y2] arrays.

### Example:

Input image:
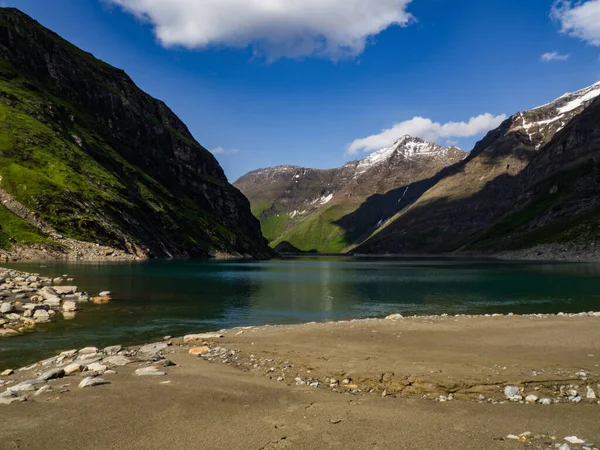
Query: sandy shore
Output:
[[1, 315, 599, 449]]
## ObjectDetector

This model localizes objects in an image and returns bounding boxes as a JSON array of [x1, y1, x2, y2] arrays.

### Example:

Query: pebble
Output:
[[565, 436, 585, 444], [559, 445, 571, 450], [98, 291, 111, 297], [538, 398, 552, 405], [525, 394, 538, 403], [1, 369, 14, 376], [78, 377, 110, 388]]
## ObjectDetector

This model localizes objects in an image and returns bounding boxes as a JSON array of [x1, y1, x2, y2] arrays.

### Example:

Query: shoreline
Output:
[[1, 314, 599, 448], [0, 267, 110, 338]]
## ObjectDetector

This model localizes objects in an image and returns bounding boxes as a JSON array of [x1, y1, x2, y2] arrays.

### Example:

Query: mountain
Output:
[[355, 82, 600, 255], [237, 81, 600, 258], [0, 8, 271, 259], [234, 136, 466, 252]]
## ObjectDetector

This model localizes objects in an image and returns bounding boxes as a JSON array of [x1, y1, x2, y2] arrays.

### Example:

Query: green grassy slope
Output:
[[0, 8, 270, 257]]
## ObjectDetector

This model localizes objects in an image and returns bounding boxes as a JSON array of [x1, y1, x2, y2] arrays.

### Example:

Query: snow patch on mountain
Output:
[[355, 135, 458, 175], [558, 86, 600, 114]]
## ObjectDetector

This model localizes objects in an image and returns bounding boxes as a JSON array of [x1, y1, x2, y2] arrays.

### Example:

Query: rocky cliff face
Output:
[[356, 82, 600, 255], [235, 136, 466, 252], [0, 8, 271, 259]]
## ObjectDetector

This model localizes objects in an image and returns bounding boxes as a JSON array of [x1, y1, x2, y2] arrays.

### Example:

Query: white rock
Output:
[[99, 291, 111, 297], [135, 367, 166, 376], [1, 369, 14, 377], [62, 301, 77, 312], [102, 356, 132, 367], [586, 388, 596, 400], [504, 386, 520, 398], [525, 394, 538, 403], [59, 350, 77, 358], [53, 286, 78, 295], [34, 385, 52, 396], [565, 436, 585, 444], [8, 379, 46, 392], [567, 389, 578, 396], [559, 445, 571, 450], [538, 398, 552, 405], [86, 363, 107, 373], [64, 363, 82, 375], [78, 377, 110, 388], [33, 309, 50, 322]]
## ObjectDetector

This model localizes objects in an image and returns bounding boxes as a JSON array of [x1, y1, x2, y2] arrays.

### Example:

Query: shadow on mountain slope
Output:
[[351, 97, 600, 255]]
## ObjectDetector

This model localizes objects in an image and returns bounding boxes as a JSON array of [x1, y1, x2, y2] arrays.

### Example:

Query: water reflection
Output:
[[1, 258, 600, 368]]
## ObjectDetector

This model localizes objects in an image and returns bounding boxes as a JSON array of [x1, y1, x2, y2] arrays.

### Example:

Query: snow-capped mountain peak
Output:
[[514, 81, 600, 150], [355, 135, 460, 174]]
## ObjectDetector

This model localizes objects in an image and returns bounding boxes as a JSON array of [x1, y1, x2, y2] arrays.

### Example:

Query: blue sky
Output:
[[9, 0, 600, 181]]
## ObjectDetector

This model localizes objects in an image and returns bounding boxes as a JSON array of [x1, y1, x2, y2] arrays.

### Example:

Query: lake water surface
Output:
[[2, 257, 600, 368]]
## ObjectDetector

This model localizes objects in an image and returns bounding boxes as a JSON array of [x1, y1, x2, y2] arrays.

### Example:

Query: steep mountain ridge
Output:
[[235, 136, 466, 252], [356, 81, 600, 255], [0, 8, 271, 259]]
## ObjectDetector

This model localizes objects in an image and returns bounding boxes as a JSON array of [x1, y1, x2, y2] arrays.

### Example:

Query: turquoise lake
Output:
[[1, 257, 600, 368]]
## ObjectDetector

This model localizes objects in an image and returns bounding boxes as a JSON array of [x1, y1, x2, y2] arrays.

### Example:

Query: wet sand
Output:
[[1, 315, 599, 449]]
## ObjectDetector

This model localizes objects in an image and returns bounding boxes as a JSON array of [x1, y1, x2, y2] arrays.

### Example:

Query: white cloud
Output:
[[551, 0, 600, 46], [107, 0, 414, 60], [209, 147, 240, 155], [347, 113, 507, 154], [541, 51, 570, 62]]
